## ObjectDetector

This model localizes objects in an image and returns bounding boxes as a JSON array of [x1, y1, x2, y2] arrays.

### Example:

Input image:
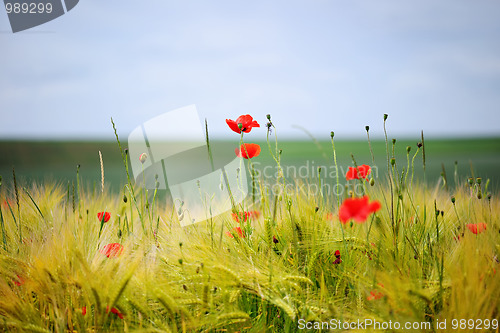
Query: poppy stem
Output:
[[330, 135, 340, 208], [383, 115, 396, 250]]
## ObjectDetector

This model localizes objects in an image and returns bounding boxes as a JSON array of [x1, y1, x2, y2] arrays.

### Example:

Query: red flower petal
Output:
[[338, 196, 381, 224], [226, 119, 241, 133], [82, 306, 87, 316], [97, 211, 111, 223], [467, 223, 487, 235], [232, 210, 260, 222], [226, 227, 245, 238], [13, 274, 24, 286], [100, 243, 124, 258], [345, 167, 358, 180], [106, 306, 124, 319], [358, 165, 371, 178], [346, 165, 371, 181], [235, 143, 261, 159]]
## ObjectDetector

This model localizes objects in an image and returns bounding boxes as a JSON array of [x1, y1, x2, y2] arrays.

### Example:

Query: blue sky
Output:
[[1, 0, 500, 140]]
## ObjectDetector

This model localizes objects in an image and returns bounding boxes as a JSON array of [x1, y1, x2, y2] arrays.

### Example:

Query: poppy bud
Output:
[[139, 153, 148, 164], [315, 206, 319, 213], [468, 178, 474, 186], [417, 142, 423, 148], [124, 148, 129, 155], [390, 158, 395, 166], [383, 114, 388, 121], [451, 196, 456, 204], [392, 139, 396, 145], [330, 131, 334, 138], [183, 284, 188, 291], [179, 242, 183, 248], [123, 195, 127, 203], [117, 229, 122, 238], [266, 114, 271, 120], [370, 178, 375, 186], [365, 126, 369, 132], [477, 192, 482, 199], [178, 259, 183, 265], [279, 149, 283, 155], [406, 146, 411, 153], [440, 210, 444, 217], [476, 177, 482, 185], [487, 193, 492, 201]]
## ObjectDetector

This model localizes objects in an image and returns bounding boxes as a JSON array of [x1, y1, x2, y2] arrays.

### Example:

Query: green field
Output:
[[1, 137, 499, 193], [0, 136, 499, 332]]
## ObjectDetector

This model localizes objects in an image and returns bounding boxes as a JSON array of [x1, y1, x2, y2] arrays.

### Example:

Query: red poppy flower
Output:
[[339, 196, 381, 224], [226, 115, 260, 134], [13, 275, 24, 286], [106, 306, 124, 319], [367, 283, 384, 301], [346, 165, 371, 181], [333, 250, 342, 264], [100, 243, 124, 258], [81, 306, 87, 315], [232, 210, 260, 222], [235, 143, 261, 159], [273, 235, 279, 244], [466, 223, 487, 235], [225, 227, 245, 238], [97, 211, 111, 223]]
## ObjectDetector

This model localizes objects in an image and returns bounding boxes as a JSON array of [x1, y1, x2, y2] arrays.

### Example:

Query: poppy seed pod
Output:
[[392, 139, 396, 145], [406, 146, 411, 153], [384, 114, 388, 121], [390, 158, 395, 166], [476, 177, 482, 185], [266, 114, 271, 120], [139, 153, 148, 164], [330, 131, 334, 138], [370, 178, 375, 186], [451, 196, 456, 204], [365, 126, 369, 132], [417, 142, 423, 148]]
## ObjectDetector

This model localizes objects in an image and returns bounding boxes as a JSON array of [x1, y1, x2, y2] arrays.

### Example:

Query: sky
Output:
[[1, 0, 500, 141]]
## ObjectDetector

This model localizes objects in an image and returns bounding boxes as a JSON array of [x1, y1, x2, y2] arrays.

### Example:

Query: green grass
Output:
[[0, 134, 499, 332]]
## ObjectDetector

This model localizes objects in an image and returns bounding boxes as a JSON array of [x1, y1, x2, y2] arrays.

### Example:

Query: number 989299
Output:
[[5, 2, 53, 14]]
